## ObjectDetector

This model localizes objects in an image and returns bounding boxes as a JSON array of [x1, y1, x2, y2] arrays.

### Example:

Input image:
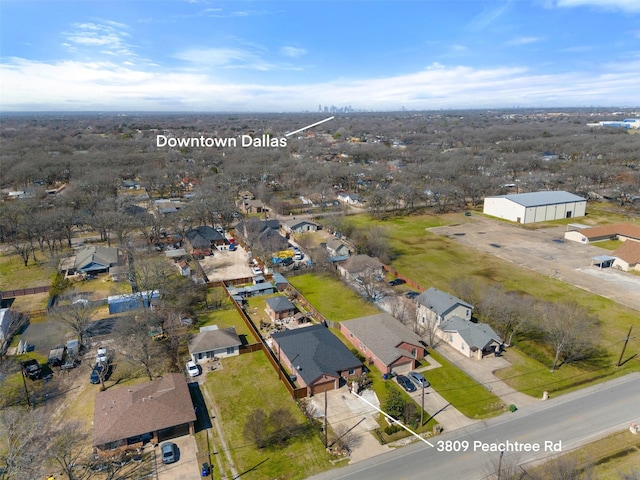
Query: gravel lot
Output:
[[429, 216, 640, 311], [197, 245, 254, 282]]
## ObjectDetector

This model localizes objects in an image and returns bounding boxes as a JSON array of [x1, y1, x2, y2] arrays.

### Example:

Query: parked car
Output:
[[229, 243, 237, 251], [96, 347, 110, 364], [21, 359, 42, 380], [405, 291, 420, 300], [407, 371, 430, 388], [161, 442, 177, 464], [294, 252, 303, 261], [282, 257, 294, 266], [396, 375, 416, 392], [186, 360, 200, 377], [389, 278, 406, 286], [251, 266, 263, 275], [90, 364, 111, 384]]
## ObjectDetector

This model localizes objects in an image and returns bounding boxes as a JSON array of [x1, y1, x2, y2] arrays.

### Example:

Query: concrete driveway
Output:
[[156, 435, 200, 480], [310, 387, 391, 463]]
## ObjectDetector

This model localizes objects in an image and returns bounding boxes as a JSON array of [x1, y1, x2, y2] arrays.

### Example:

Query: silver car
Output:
[[407, 371, 430, 388]]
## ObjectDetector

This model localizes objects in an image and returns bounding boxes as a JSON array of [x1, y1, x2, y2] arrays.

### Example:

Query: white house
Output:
[[415, 287, 473, 329], [188, 326, 242, 362], [483, 191, 586, 224], [438, 317, 502, 359]]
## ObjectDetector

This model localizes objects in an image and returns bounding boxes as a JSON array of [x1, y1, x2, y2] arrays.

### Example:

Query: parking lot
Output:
[[429, 216, 640, 311]]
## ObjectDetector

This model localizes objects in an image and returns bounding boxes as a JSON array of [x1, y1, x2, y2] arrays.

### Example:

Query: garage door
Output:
[[157, 423, 190, 442], [390, 362, 413, 375]]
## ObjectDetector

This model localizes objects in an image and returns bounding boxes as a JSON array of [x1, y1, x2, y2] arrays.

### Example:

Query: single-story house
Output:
[[265, 296, 296, 321], [185, 226, 226, 256], [612, 240, 640, 272], [336, 254, 384, 282], [337, 192, 363, 205], [281, 218, 320, 234], [564, 223, 640, 244], [271, 272, 289, 291], [341, 313, 425, 374], [61, 246, 123, 276], [483, 191, 586, 224], [188, 326, 242, 362], [326, 238, 350, 257], [93, 373, 196, 452], [271, 324, 363, 396], [234, 219, 288, 252], [177, 260, 190, 277], [415, 287, 473, 329], [438, 317, 502, 359]]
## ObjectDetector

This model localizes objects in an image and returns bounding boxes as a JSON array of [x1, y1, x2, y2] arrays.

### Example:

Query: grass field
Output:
[[288, 273, 381, 321], [204, 351, 333, 480], [343, 212, 640, 395], [0, 252, 55, 290], [197, 306, 255, 341]]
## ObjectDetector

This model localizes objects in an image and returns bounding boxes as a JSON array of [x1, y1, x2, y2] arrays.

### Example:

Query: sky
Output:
[[1, 0, 639, 112]]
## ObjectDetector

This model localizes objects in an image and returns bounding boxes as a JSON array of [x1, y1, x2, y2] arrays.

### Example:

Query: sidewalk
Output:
[[434, 343, 539, 408]]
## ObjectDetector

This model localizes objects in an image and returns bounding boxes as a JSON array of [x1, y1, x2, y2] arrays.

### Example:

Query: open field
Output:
[[197, 306, 255, 342], [287, 273, 381, 321], [344, 212, 640, 395], [204, 350, 333, 480]]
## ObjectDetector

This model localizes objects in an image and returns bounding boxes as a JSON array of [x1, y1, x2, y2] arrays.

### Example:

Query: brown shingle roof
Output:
[[613, 240, 640, 265], [582, 223, 640, 240], [93, 373, 196, 447]]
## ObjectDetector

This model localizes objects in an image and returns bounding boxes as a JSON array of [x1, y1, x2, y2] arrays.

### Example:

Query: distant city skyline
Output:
[[1, 0, 639, 112]]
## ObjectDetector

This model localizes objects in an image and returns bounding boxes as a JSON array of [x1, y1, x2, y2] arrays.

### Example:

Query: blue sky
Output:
[[1, 0, 639, 111]]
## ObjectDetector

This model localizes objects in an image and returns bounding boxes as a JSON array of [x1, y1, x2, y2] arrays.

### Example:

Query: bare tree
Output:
[[357, 271, 386, 303], [331, 423, 363, 452], [481, 452, 527, 480], [537, 302, 599, 372], [115, 312, 167, 381], [48, 293, 93, 346], [0, 407, 46, 480], [47, 421, 92, 480], [529, 455, 594, 480]]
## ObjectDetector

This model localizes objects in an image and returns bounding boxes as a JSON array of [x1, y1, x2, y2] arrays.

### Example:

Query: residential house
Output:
[[438, 317, 502, 359], [237, 198, 266, 214], [415, 287, 473, 329], [177, 260, 190, 277], [62, 246, 123, 276], [326, 238, 350, 257], [281, 218, 320, 234], [271, 272, 289, 291], [0, 308, 13, 342], [265, 296, 296, 321], [228, 282, 275, 298], [234, 219, 288, 252], [93, 373, 196, 453], [337, 192, 362, 205], [185, 226, 226, 257], [336, 254, 384, 282], [341, 313, 425, 374], [612, 240, 640, 272], [188, 326, 242, 362], [271, 325, 363, 396]]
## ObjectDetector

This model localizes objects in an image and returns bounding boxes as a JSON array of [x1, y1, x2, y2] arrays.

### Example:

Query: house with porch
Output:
[[92, 373, 196, 454], [341, 313, 425, 374], [271, 325, 363, 396], [438, 317, 502, 359]]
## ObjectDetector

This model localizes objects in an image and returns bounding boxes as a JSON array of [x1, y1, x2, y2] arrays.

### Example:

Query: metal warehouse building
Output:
[[483, 191, 586, 224]]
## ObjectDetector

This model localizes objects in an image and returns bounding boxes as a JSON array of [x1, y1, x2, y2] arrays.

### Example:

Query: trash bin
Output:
[[201, 462, 211, 477], [509, 404, 517, 412], [383, 373, 389, 380]]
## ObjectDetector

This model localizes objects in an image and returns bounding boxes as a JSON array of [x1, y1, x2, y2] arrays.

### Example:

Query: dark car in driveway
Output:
[[161, 442, 177, 464], [389, 278, 406, 286], [90, 364, 111, 384], [396, 374, 416, 392], [405, 290, 420, 300]]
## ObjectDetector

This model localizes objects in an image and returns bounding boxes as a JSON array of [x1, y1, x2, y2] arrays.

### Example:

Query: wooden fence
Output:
[[0, 285, 50, 300]]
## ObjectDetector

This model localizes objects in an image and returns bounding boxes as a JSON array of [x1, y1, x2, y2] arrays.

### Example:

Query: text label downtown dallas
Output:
[[157, 134, 287, 148]]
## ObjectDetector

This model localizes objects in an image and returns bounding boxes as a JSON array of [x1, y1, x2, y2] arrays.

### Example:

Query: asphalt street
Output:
[[308, 372, 640, 480]]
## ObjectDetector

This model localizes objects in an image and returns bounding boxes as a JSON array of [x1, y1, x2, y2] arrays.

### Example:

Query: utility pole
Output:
[[420, 382, 425, 426], [497, 449, 504, 480], [324, 390, 328, 448], [617, 326, 633, 367], [20, 366, 31, 408]]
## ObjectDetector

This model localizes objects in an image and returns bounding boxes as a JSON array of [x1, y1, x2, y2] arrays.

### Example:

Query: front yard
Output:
[[203, 350, 333, 480]]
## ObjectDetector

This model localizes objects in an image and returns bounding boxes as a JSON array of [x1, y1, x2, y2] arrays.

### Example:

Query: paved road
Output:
[[309, 372, 640, 480]]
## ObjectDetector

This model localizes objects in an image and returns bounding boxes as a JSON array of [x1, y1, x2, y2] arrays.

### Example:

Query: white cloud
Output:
[[174, 46, 304, 71], [552, 0, 640, 12], [1, 57, 639, 111], [63, 21, 135, 57], [280, 46, 307, 58], [507, 36, 545, 46]]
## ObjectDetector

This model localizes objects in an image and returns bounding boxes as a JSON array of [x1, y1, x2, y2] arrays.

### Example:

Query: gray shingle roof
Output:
[[438, 317, 502, 350], [271, 325, 362, 385], [415, 287, 473, 316], [342, 313, 423, 366], [188, 327, 242, 355], [75, 246, 119, 271], [502, 191, 586, 207], [266, 296, 295, 313]]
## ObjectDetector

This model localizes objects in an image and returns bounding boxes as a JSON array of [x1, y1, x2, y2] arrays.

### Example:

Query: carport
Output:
[[591, 255, 616, 269]]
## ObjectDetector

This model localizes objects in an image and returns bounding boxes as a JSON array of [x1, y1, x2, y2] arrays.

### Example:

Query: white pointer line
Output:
[[285, 116, 335, 137], [351, 390, 435, 447]]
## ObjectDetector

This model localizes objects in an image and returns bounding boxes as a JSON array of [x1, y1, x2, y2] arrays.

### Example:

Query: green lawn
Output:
[[0, 252, 56, 290], [197, 307, 256, 342], [288, 273, 380, 321], [204, 351, 333, 480], [343, 212, 640, 395]]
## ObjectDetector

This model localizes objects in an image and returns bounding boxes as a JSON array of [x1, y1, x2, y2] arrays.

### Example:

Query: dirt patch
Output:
[[197, 245, 254, 282]]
